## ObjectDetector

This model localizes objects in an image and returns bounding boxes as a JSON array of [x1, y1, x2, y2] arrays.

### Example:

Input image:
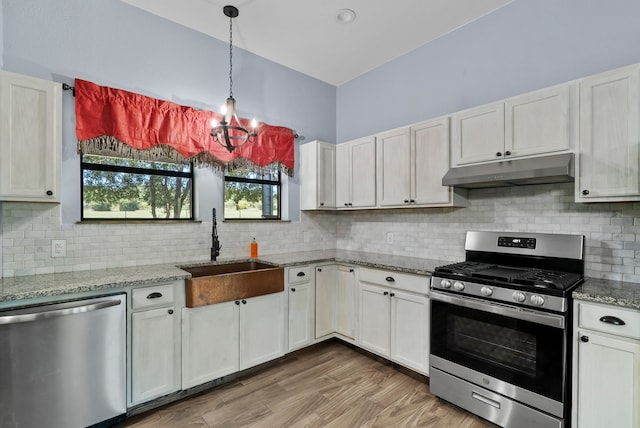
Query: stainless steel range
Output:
[[429, 231, 584, 428]]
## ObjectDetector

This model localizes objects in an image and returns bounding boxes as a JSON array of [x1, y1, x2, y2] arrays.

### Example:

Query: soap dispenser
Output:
[[250, 237, 258, 258]]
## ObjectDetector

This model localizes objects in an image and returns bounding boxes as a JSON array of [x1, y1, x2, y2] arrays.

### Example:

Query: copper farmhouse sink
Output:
[[183, 262, 284, 308]]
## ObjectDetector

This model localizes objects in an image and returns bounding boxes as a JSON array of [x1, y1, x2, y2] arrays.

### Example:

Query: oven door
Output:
[[430, 290, 568, 417]]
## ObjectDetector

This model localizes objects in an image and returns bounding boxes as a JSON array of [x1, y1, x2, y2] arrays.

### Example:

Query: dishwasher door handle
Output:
[[0, 299, 122, 325]]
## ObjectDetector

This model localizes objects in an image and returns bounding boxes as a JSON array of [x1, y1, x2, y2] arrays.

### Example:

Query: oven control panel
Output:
[[431, 276, 566, 313], [497, 236, 536, 249]]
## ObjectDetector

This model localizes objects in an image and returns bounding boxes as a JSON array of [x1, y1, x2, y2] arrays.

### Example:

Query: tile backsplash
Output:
[[2, 182, 640, 282], [336, 183, 640, 282]]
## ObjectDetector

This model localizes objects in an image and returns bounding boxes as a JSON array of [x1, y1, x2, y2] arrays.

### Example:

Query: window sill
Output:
[[77, 219, 202, 224], [223, 219, 291, 223]]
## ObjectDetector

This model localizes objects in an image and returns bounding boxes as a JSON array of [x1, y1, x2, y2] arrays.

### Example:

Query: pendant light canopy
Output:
[[211, 5, 257, 153]]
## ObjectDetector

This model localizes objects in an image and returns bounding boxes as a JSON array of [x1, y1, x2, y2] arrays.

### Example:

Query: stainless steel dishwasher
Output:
[[0, 293, 126, 428]]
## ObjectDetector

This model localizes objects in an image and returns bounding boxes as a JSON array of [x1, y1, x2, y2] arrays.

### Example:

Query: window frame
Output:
[[223, 168, 282, 221], [80, 154, 195, 221]]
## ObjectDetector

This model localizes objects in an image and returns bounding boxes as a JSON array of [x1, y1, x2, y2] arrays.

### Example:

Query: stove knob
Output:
[[480, 286, 494, 297], [530, 295, 545, 306], [513, 291, 526, 303], [440, 279, 452, 289], [453, 281, 465, 291]]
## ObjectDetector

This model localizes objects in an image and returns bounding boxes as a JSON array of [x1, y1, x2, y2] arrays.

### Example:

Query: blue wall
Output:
[[1, 0, 336, 222], [337, 0, 640, 142]]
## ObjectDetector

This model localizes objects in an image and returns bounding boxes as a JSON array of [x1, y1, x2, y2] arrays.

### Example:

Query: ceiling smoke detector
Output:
[[336, 8, 356, 24]]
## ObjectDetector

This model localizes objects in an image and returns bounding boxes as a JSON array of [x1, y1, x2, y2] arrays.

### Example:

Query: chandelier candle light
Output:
[[211, 5, 257, 153]]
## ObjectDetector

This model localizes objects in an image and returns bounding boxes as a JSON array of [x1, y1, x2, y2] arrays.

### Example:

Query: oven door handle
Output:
[[430, 290, 565, 329]]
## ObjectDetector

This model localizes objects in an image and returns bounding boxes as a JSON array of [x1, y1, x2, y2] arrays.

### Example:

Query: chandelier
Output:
[[211, 5, 257, 153]]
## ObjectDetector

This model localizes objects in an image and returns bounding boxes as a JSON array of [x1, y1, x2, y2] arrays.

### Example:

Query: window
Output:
[[81, 155, 194, 220], [224, 168, 280, 220]]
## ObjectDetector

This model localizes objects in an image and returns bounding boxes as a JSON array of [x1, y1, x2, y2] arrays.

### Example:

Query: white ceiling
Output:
[[122, 0, 512, 86]]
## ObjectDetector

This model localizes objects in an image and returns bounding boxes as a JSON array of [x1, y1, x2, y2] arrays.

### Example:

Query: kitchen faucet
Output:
[[211, 208, 221, 261]]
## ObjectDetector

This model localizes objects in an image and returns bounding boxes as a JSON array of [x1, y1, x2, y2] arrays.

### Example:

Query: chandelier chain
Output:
[[228, 13, 233, 98]]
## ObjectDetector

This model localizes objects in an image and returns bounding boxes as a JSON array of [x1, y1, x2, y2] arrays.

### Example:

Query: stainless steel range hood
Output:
[[442, 153, 574, 189]]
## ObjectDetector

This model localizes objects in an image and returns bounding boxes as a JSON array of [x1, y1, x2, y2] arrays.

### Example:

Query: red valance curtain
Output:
[[74, 79, 295, 176]]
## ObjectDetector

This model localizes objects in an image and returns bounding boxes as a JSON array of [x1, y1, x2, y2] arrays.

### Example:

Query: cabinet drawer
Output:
[[358, 267, 429, 295], [132, 283, 175, 310], [288, 266, 312, 284], [578, 301, 640, 340]]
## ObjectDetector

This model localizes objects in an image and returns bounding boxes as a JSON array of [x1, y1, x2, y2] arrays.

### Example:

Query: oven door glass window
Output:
[[431, 299, 565, 402]]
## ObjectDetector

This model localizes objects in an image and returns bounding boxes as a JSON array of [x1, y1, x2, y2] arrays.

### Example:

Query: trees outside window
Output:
[[224, 168, 280, 220], [81, 155, 193, 220]]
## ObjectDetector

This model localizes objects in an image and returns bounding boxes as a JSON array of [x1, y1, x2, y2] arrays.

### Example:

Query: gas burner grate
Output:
[[511, 270, 582, 290], [435, 262, 497, 276]]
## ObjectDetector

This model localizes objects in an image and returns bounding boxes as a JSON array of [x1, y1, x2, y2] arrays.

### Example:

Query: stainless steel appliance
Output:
[[430, 231, 584, 428], [0, 293, 126, 428]]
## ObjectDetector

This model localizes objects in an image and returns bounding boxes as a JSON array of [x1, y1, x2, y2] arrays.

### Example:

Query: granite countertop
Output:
[[3, 250, 639, 311], [0, 250, 443, 305], [573, 277, 640, 311], [257, 249, 443, 276], [0, 264, 190, 305]]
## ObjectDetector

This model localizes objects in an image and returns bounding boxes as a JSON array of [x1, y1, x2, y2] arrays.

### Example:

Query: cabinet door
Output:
[[377, 128, 411, 206], [334, 266, 356, 339], [131, 307, 178, 404], [0, 71, 61, 202], [505, 84, 575, 158], [451, 103, 505, 166], [288, 281, 315, 351], [315, 265, 336, 338], [411, 118, 452, 205], [349, 137, 376, 208], [358, 283, 390, 356], [390, 291, 429, 374], [577, 331, 640, 428], [240, 292, 285, 370], [578, 64, 640, 201], [317, 143, 336, 208], [335, 144, 351, 208], [182, 302, 239, 389]]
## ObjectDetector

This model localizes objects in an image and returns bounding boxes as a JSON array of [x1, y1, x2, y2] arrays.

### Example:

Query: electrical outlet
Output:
[[386, 232, 393, 244], [51, 239, 66, 258]]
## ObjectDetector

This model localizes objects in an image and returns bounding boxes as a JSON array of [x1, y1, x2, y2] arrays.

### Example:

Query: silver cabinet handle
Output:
[[0, 299, 121, 325], [147, 292, 163, 299]]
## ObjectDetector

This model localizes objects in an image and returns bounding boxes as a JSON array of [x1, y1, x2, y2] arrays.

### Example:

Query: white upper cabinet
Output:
[[335, 137, 376, 209], [505, 84, 576, 157], [300, 140, 336, 210], [452, 103, 505, 166], [0, 70, 61, 202], [377, 127, 412, 206], [576, 63, 640, 202], [378, 118, 465, 207], [452, 83, 576, 167]]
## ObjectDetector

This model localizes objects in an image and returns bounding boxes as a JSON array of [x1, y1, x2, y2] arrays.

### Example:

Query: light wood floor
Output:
[[120, 341, 497, 427]]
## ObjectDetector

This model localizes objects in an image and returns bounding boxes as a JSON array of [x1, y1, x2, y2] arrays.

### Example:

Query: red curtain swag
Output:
[[74, 78, 294, 176]]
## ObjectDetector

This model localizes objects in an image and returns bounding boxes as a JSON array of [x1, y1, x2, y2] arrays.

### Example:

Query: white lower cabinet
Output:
[[358, 268, 430, 375], [390, 290, 430, 373], [287, 266, 315, 351], [573, 301, 640, 428], [334, 265, 356, 339], [182, 292, 285, 390], [359, 283, 391, 355], [315, 264, 356, 341], [315, 265, 337, 338], [130, 281, 183, 406], [182, 300, 239, 389], [240, 293, 286, 369]]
